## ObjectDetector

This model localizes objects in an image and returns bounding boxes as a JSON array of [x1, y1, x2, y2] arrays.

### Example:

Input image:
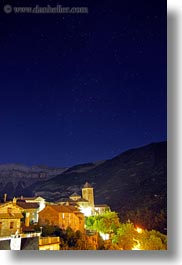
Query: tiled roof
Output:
[[48, 205, 77, 213], [66, 205, 80, 212], [16, 202, 39, 209]]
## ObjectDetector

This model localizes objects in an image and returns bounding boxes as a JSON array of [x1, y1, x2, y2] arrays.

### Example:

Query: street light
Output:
[[136, 227, 143, 234]]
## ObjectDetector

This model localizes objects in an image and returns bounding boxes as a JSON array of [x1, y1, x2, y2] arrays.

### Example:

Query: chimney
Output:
[[13, 197, 17, 205], [4, 193, 7, 203]]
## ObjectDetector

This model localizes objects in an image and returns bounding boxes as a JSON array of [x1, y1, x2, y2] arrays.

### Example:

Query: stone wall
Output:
[[39, 237, 60, 250], [0, 218, 21, 236]]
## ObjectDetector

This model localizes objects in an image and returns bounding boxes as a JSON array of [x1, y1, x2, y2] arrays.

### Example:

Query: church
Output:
[[57, 182, 110, 217]]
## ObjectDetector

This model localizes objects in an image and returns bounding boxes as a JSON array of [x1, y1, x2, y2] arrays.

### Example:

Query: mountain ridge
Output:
[[0, 141, 167, 231], [29, 141, 166, 205]]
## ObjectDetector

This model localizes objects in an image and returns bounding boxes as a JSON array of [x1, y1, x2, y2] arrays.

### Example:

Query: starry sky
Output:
[[0, 0, 167, 167]]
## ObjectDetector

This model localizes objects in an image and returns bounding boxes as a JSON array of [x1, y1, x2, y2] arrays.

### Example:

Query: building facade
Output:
[[0, 201, 23, 237], [39, 205, 84, 233], [56, 182, 111, 217], [16, 200, 39, 225]]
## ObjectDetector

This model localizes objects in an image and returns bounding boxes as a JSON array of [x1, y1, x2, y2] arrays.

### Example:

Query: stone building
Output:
[[39, 205, 84, 232], [18, 196, 46, 213], [0, 200, 23, 236], [16, 200, 39, 225], [94, 204, 110, 215], [82, 182, 94, 207], [57, 182, 110, 217]]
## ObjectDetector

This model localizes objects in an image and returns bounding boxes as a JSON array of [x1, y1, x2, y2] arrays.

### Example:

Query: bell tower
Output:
[[82, 182, 94, 207]]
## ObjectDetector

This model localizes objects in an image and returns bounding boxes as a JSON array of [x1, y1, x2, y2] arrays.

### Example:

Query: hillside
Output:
[[0, 141, 167, 232], [0, 164, 67, 198]]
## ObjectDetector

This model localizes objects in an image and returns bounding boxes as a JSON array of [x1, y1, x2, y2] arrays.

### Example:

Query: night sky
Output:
[[0, 0, 167, 167]]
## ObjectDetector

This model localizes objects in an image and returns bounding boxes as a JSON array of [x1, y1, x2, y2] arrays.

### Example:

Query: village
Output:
[[0, 182, 112, 250], [0, 181, 167, 251]]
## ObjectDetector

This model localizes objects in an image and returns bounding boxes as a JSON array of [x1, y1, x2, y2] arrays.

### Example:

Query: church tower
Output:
[[82, 182, 94, 207]]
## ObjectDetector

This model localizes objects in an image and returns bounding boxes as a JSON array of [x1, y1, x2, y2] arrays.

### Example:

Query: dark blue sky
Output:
[[0, 0, 167, 167]]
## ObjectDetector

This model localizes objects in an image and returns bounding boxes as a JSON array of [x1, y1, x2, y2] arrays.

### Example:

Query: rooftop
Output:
[[83, 182, 92, 189], [95, 204, 110, 208], [46, 205, 79, 213], [16, 201, 39, 209], [0, 213, 23, 219], [75, 198, 88, 203]]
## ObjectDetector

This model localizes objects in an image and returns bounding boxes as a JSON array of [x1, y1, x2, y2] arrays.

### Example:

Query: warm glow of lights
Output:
[[100, 233, 109, 240], [136, 227, 143, 233], [132, 245, 140, 250], [132, 239, 141, 250], [80, 206, 92, 216]]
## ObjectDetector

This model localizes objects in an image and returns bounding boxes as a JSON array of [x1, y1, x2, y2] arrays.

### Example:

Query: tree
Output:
[[120, 207, 167, 233], [86, 211, 120, 234], [139, 229, 167, 250], [85, 215, 95, 230], [112, 222, 167, 250], [112, 222, 137, 250], [40, 225, 61, 237]]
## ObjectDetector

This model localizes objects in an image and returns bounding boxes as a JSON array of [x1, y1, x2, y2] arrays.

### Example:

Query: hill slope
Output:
[[30, 142, 167, 231], [0, 141, 167, 232], [0, 164, 67, 197]]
